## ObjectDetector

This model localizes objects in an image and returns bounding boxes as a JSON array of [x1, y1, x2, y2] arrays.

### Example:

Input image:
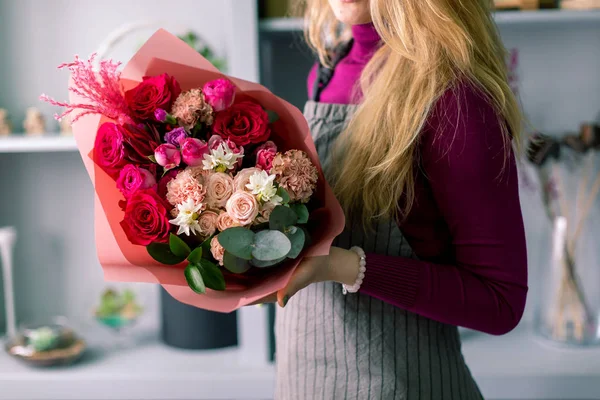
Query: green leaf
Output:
[[269, 205, 298, 231], [252, 230, 291, 261], [267, 110, 279, 124], [169, 233, 191, 258], [200, 236, 213, 258], [249, 256, 287, 268], [285, 226, 305, 259], [223, 251, 251, 274], [199, 259, 226, 291], [147, 243, 185, 265], [184, 264, 206, 294], [276, 186, 290, 204], [290, 203, 309, 224], [148, 155, 157, 163], [187, 247, 203, 264], [217, 228, 255, 260]]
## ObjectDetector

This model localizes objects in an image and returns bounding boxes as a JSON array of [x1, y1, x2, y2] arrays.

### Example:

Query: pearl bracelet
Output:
[[342, 246, 367, 295]]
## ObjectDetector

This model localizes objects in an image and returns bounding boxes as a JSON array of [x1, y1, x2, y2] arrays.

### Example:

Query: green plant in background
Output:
[[177, 31, 227, 72], [27, 327, 59, 352], [95, 288, 143, 323]]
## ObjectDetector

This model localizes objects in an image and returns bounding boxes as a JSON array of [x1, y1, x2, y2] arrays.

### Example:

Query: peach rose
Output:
[[197, 210, 219, 237], [205, 172, 235, 209], [217, 211, 241, 231], [255, 201, 277, 224], [226, 191, 259, 226], [233, 167, 261, 192], [210, 236, 225, 266]]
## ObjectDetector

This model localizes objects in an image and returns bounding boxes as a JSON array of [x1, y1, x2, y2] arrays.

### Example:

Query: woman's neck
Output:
[[349, 22, 381, 62]]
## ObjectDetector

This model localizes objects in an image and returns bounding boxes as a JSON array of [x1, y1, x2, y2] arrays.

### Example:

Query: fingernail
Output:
[[283, 295, 289, 307]]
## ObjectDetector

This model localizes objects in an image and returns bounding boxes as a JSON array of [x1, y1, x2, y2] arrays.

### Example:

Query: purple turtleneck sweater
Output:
[[308, 23, 528, 335]]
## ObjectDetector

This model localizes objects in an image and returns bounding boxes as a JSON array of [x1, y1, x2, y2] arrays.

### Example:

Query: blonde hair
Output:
[[301, 0, 523, 226]]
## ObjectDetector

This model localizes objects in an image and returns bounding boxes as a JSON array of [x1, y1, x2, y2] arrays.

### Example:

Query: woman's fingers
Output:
[[248, 292, 278, 305], [277, 259, 316, 307]]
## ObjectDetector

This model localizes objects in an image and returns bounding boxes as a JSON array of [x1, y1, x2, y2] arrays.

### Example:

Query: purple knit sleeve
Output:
[[360, 84, 528, 335]]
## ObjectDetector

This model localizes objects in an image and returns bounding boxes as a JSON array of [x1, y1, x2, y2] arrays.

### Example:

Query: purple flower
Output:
[[154, 108, 168, 122], [165, 127, 188, 147]]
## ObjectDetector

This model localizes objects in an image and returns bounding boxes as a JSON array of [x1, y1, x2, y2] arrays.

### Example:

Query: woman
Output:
[[272, 0, 528, 399]]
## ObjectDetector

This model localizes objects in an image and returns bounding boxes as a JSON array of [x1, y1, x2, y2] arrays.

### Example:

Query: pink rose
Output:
[[197, 211, 219, 237], [216, 211, 241, 231], [210, 236, 225, 266], [116, 164, 157, 198], [205, 172, 235, 209], [225, 191, 259, 226], [203, 78, 236, 112], [154, 144, 181, 170], [233, 167, 261, 192], [94, 122, 128, 179], [181, 137, 209, 167], [120, 189, 171, 246], [255, 141, 277, 171]]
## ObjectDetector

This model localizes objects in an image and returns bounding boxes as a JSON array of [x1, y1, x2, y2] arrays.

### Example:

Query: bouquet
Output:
[[41, 29, 344, 312]]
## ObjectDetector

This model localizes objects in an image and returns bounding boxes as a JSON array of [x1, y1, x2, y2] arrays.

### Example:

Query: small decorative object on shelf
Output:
[[494, 0, 557, 10], [59, 116, 72, 136], [527, 123, 600, 346], [561, 0, 600, 9], [94, 288, 143, 332], [0, 108, 12, 136], [22, 107, 46, 135], [4, 317, 86, 367]]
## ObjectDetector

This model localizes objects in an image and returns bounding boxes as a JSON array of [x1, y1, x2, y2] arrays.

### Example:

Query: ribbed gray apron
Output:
[[274, 100, 484, 400]]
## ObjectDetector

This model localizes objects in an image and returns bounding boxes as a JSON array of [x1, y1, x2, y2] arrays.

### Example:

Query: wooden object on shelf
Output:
[[22, 107, 45, 136], [59, 116, 72, 136], [561, 0, 600, 9], [259, 0, 304, 18], [0, 109, 11, 136], [494, 0, 557, 9]]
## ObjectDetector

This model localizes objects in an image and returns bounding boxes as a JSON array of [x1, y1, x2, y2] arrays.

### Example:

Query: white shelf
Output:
[[1, 324, 599, 399], [0, 135, 77, 153], [259, 9, 600, 33]]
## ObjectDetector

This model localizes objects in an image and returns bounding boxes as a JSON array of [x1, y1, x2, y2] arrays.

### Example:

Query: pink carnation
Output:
[[166, 169, 207, 207], [210, 236, 225, 266], [271, 150, 318, 203], [171, 88, 214, 129]]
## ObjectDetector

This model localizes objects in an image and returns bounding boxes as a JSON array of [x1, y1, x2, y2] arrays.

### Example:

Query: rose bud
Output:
[[181, 137, 210, 167], [154, 143, 181, 170], [203, 78, 236, 112]]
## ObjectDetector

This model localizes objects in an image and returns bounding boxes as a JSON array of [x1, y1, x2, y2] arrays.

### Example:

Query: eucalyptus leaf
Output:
[[199, 259, 226, 291], [184, 264, 206, 294], [217, 227, 255, 260], [285, 226, 305, 259], [269, 205, 298, 231], [252, 230, 291, 261], [290, 203, 309, 224], [169, 233, 191, 258], [187, 247, 203, 264], [223, 251, 252, 274], [276, 186, 290, 204], [147, 243, 186, 265], [250, 256, 287, 268]]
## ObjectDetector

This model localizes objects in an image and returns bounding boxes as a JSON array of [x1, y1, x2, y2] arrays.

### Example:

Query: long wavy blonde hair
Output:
[[301, 0, 523, 225]]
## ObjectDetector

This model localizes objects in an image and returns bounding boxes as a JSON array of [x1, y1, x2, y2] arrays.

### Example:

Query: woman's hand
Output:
[[251, 246, 361, 307]]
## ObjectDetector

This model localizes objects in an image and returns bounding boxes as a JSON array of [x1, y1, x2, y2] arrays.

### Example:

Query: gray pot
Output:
[[160, 288, 238, 350]]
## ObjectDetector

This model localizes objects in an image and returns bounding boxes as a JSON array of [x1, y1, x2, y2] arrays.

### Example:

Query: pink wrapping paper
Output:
[[70, 29, 345, 312]]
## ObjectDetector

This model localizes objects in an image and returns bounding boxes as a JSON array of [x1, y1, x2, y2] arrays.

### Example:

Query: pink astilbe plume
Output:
[[40, 54, 131, 125]]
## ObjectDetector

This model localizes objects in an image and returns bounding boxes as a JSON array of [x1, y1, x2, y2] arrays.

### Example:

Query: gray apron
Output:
[[274, 51, 484, 399]]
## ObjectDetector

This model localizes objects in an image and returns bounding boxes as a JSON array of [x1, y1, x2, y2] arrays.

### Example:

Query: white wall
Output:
[[0, 0, 239, 333]]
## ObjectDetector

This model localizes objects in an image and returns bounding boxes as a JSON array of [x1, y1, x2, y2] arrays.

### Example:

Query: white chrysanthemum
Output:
[[202, 143, 244, 173], [246, 170, 283, 204], [169, 199, 204, 236]]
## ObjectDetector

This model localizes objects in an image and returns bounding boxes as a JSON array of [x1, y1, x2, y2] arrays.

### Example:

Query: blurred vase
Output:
[[534, 149, 600, 346], [160, 288, 238, 350]]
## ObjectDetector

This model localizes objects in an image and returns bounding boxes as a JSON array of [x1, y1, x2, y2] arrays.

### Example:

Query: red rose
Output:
[[124, 73, 181, 121], [94, 122, 128, 179], [120, 189, 171, 246], [212, 100, 270, 146]]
